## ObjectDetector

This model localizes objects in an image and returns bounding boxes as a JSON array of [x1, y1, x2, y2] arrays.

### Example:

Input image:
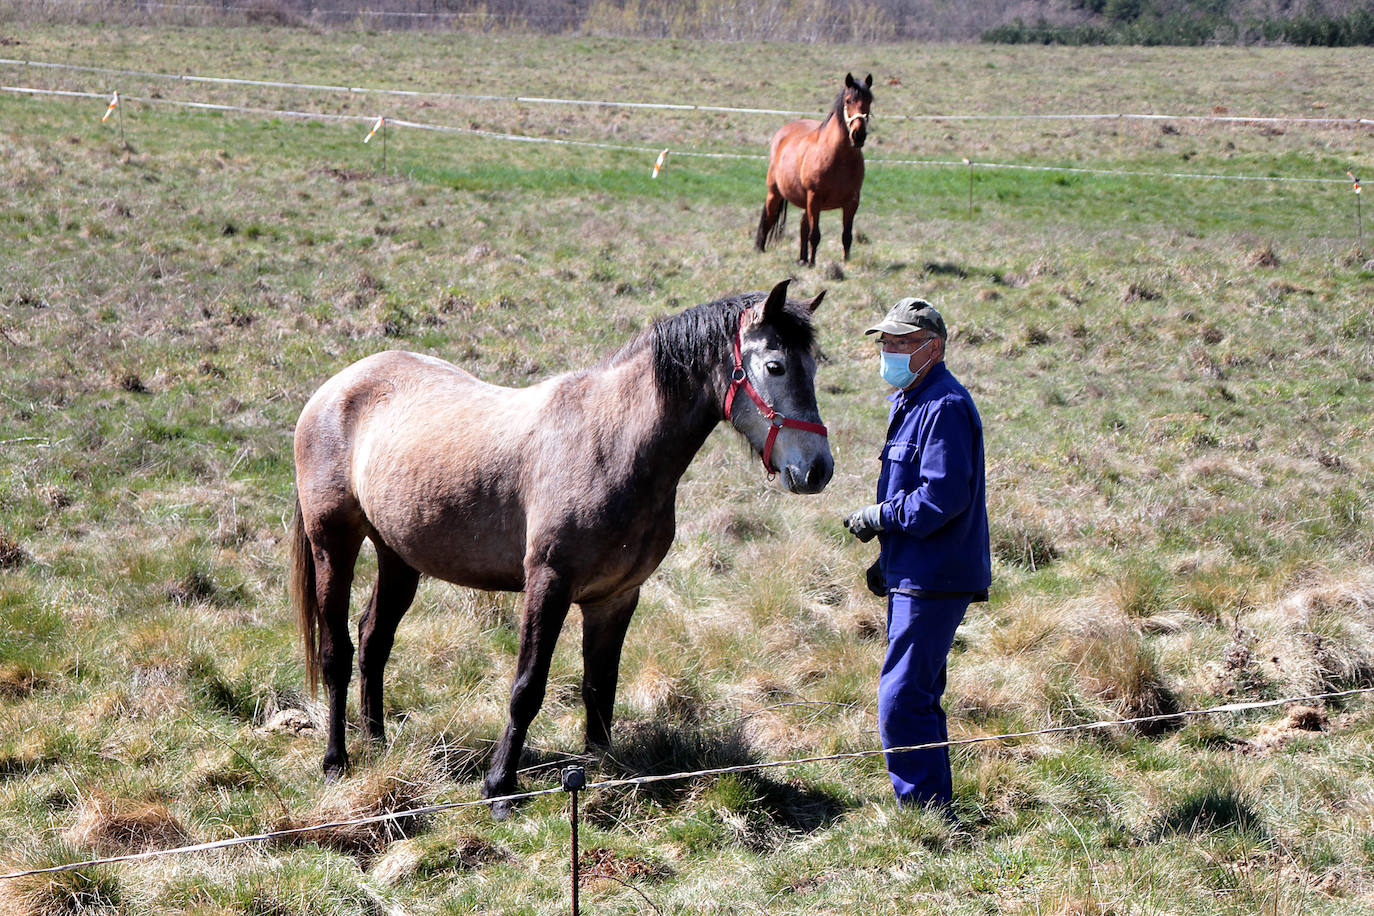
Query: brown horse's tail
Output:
[[755, 200, 788, 251], [289, 497, 322, 696]]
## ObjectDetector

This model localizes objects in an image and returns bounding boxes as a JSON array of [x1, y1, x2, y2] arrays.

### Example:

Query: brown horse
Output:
[[289, 280, 832, 813], [755, 72, 873, 266]]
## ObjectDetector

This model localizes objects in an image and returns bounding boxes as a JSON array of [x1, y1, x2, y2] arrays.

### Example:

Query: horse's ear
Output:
[[761, 279, 792, 321], [844, 72, 856, 89], [864, 73, 873, 88], [804, 289, 826, 315]]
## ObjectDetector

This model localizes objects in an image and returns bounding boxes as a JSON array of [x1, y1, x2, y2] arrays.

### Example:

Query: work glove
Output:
[[865, 559, 886, 597], [843, 504, 883, 543]]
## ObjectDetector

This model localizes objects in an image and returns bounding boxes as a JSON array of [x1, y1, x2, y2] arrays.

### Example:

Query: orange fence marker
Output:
[[652, 148, 668, 178]]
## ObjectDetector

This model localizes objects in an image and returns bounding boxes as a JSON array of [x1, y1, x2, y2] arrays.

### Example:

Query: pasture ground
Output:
[[1, 24, 1373, 915]]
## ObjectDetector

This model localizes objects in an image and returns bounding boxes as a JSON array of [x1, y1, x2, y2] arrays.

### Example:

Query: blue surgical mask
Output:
[[880, 351, 917, 389], [879, 342, 936, 389]]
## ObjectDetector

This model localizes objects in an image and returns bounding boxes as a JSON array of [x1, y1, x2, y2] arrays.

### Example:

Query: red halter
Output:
[[722, 308, 829, 476]]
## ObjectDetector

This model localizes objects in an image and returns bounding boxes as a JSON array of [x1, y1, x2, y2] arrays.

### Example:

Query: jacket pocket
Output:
[[884, 442, 919, 464]]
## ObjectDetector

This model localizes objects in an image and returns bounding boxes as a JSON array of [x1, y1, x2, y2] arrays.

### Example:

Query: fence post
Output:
[[963, 157, 974, 218], [1350, 172, 1363, 250], [562, 766, 586, 916]]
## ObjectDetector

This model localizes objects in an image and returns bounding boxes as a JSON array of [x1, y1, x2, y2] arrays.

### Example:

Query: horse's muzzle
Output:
[[850, 127, 867, 149], [783, 453, 833, 495]]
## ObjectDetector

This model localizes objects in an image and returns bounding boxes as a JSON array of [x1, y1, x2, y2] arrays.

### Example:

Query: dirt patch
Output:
[[258, 708, 318, 735], [580, 846, 673, 884], [318, 167, 370, 182], [1249, 704, 1328, 753]]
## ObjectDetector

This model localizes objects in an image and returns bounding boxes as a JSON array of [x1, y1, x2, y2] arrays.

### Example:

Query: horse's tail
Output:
[[755, 199, 788, 251], [770, 201, 789, 246], [289, 497, 322, 696]]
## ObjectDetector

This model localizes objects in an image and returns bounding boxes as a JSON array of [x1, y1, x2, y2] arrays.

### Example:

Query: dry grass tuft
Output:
[[623, 657, 706, 723], [273, 758, 442, 859], [0, 852, 123, 916], [0, 663, 46, 699], [1247, 244, 1280, 268], [62, 794, 191, 856], [1257, 571, 1374, 693], [0, 532, 28, 568], [1058, 607, 1180, 733]]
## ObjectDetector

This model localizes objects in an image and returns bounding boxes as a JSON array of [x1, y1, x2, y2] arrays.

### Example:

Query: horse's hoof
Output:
[[488, 798, 515, 821]]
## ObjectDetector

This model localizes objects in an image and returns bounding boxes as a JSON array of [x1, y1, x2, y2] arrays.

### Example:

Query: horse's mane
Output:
[[608, 292, 816, 402]]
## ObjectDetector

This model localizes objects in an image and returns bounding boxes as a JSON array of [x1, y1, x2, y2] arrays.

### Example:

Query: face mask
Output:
[[879, 342, 935, 389]]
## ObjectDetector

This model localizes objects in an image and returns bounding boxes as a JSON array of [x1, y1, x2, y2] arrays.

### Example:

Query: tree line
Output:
[[6, 0, 1372, 44]]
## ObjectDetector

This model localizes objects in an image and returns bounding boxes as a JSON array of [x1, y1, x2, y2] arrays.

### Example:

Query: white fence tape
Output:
[[5, 83, 1359, 186], [3, 56, 1371, 128]]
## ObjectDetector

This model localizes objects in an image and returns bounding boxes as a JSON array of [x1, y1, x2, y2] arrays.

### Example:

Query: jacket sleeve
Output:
[[878, 398, 976, 538]]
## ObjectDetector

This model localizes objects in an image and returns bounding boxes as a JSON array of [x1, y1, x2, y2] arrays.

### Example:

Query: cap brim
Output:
[[864, 318, 922, 336]]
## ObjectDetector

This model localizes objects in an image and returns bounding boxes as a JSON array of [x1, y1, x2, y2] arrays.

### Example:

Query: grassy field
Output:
[[1, 24, 1373, 916]]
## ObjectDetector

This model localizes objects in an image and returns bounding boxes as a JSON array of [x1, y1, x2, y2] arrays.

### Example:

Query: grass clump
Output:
[[0, 845, 123, 916]]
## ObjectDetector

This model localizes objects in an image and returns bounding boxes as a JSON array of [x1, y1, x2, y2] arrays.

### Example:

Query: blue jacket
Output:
[[875, 363, 991, 595]]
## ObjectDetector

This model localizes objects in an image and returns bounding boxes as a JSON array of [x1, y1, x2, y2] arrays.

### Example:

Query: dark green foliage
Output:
[[1150, 782, 1265, 838]]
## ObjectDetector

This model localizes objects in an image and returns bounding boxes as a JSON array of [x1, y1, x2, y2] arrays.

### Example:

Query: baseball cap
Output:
[[864, 297, 947, 339]]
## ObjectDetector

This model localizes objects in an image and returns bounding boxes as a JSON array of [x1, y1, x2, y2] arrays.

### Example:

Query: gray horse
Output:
[[289, 280, 832, 813]]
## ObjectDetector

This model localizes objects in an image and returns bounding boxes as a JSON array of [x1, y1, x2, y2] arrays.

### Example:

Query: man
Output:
[[842, 296, 990, 812]]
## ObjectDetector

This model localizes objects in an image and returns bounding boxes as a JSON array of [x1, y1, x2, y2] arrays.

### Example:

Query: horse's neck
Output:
[[596, 348, 722, 485], [820, 109, 854, 151]]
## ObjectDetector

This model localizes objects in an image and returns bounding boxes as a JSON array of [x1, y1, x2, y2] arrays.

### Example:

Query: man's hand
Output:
[[843, 504, 883, 543], [865, 559, 886, 597]]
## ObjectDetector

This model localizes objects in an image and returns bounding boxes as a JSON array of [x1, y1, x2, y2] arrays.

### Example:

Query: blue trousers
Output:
[[878, 592, 970, 808]]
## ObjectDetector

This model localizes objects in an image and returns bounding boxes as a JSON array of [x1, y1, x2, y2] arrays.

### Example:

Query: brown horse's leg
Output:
[[357, 539, 421, 747], [312, 529, 364, 779], [483, 564, 572, 814], [805, 200, 822, 267], [842, 199, 859, 261], [579, 589, 640, 751], [797, 208, 812, 266]]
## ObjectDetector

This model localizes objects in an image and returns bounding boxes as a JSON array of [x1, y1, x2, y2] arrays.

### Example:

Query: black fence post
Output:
[[562, 766, 586, 916]]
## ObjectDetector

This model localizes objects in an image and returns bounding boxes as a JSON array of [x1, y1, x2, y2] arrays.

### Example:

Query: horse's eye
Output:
[[765, 360, 785, 376]]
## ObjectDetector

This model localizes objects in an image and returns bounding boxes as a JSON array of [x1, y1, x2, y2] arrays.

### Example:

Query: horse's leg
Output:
[[312, 529, 364, 779], [842, 198, 860, 261], [797, 208, 812, 266], [805, 199, 822, 267], [579, 588, 640, 751], [755, 187, 784, 252], [483, 564, 572, 813], [357, 539, 421, 747]]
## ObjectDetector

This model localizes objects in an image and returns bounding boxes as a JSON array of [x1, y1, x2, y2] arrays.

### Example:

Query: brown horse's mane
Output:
[[604, 292, 817, 402]]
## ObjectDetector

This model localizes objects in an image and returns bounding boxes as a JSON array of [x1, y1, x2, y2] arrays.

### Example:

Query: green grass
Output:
[[1, 22, 1373, 916]]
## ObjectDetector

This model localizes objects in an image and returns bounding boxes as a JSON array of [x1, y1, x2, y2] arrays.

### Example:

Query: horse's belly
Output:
[[362, 474, 529, 591]]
